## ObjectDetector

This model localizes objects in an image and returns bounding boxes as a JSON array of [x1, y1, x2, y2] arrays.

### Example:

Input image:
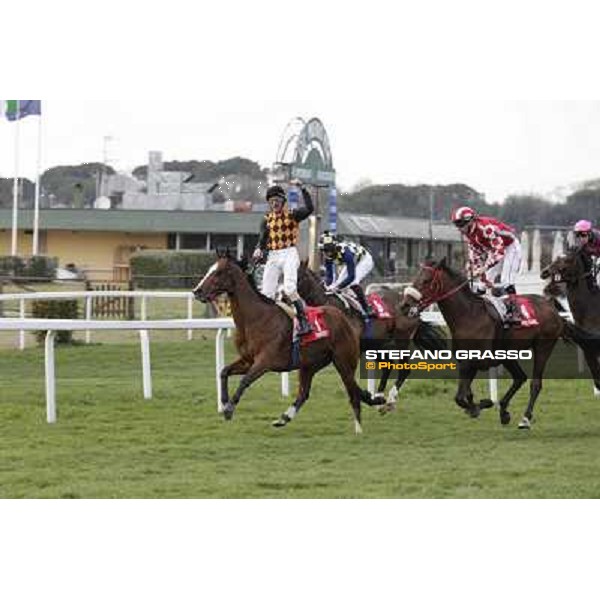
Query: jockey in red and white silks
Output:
[[451, 206, 522, 295]]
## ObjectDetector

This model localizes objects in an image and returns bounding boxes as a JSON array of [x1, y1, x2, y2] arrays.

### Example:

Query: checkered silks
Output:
[[265, 210, 300, 250]]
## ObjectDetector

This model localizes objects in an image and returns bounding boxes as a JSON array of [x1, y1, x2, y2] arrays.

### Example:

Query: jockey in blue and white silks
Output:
[[318, 231, 375, 317]]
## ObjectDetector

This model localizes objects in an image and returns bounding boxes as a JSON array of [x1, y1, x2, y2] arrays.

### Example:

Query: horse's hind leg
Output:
[[583, 349, 600, 394], [496, 360, 527, 426], [519, 341, 556, 430], [272, 361, 325, 428], [332, 353, 364, 435]]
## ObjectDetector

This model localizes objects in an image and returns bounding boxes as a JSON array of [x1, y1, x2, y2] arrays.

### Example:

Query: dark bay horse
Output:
[[297, 260, 446, 410], [193, 250, 375, 433], [402, 257, 582, 429], [542, 248, 600, 390]]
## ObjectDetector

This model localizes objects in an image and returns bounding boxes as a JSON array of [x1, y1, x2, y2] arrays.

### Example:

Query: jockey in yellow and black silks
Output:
[[253, 180, 314, 335]]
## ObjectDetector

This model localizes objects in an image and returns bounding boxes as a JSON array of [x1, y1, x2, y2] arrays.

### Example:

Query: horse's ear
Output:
[[300, 259, 308, 269], [215, 247, 225, 259]]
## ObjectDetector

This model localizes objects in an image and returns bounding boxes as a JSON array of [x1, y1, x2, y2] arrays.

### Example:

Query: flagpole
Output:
[[33, 112, 42, 255], [11, 105, 20, 257]]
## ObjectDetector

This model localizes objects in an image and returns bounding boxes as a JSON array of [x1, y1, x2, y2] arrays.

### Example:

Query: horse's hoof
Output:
[[272, 414, 291, 428], [222, 403, 235, 421], [479, 399, 495, 410], [378, 402, 397, 415], [369, 393, 387, 406], [465, 406, 480, 418], [518, 416, 531, 430], [500, 410, 511, 426]]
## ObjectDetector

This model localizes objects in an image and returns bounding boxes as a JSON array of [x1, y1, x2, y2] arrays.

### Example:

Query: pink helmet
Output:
[[451, 206, 476, 228], [573, 219, 592, 233]]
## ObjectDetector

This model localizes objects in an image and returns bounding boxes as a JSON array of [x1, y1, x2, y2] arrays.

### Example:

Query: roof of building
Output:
[[338, 213, 461, 242], [0, 208, 461, 242]]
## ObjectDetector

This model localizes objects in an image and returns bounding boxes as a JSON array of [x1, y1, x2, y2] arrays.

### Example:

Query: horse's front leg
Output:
[[455, 361, 479, 418], [222, 359, 269, 421], [219, 357, 251, 411]]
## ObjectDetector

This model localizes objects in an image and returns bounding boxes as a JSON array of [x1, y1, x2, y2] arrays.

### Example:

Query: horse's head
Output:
[[541, 249, 588, 296], [192, 248, 241, 302], [402, 257, 463, 315], [297, 259, 325, 305]]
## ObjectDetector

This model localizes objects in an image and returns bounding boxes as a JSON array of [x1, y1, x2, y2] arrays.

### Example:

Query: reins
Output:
[[413, 265, 469, 311]]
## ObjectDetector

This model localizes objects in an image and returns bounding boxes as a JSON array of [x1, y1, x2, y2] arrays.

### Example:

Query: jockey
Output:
[[572, 220, 600, 256], [451, 206, 522, 324], [253, 180, 313, 335], [318, 231, 375, 318]]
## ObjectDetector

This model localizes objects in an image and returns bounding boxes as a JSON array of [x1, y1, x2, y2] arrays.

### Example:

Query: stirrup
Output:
[[297, 320, 312, 336]]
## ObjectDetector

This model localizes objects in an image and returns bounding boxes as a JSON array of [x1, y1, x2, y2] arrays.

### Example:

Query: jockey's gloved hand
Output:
[[289, 178, 303, 187], [252, 248, 263, 261]]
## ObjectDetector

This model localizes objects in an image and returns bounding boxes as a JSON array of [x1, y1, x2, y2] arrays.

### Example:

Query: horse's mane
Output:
[[231, 257, 277, 306]]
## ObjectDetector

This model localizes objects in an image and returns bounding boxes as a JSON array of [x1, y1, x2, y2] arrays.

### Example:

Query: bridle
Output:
[[546, 253, 594, 287], [406, 265, 469, 312]]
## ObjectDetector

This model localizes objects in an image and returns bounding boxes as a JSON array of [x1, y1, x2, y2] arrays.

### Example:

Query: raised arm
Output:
[[291, 186, 314, 222]]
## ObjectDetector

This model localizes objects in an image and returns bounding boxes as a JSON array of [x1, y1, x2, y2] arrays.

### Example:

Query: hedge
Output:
[[31, 299, 79, 344], [130, 250, 217, 289], [0, 255, 58, 281]]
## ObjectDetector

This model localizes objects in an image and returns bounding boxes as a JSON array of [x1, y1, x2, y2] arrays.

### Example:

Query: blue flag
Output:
[[4, 100, 42, 121]]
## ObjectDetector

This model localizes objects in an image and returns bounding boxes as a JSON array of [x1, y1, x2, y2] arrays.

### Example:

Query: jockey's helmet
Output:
[[266, 185, 287, 203], [318, 231, 339, 254], [574, 219, 593, 237], [451, 206, 477, 229]]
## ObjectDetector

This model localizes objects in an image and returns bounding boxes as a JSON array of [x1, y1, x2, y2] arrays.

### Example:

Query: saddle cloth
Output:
[[277, 301, 331, 346], [333, 290, 392, 319], [367, 292, 393, 319], [486, 295, 539, 328], [297, 307, 331, 346]]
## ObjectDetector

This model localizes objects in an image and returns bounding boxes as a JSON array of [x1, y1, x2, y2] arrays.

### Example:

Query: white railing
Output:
[[0, 287, 591, 426], [0, 290, 197, 349], [0, 318, 240, 424]]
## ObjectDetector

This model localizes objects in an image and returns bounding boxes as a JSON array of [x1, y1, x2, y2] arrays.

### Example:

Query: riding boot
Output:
[[293, 300, 312, 336], [351, 284, 375, 318], [503, 298, 521, 328]]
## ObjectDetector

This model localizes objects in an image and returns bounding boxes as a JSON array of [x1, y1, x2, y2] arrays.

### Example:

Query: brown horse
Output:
[[193, 250, 375, 433], [297, 260, 446, 409], [542, 248, 600, 391], [402, 257, 584, 429]]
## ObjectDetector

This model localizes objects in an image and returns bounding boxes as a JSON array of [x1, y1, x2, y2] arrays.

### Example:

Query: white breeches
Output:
[[485, 241, 522, 286], [335, 253, 374, 288], [261, 247, 300, 300]]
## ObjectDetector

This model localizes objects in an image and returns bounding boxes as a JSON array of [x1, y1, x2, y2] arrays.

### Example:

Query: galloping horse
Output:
[[402, 257, 580, 429], [542, 248, 600, 390], [193, 250, 376, 433], [297, 260, 446, 409]]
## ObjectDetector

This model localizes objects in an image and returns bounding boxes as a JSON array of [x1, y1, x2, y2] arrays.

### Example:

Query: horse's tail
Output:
[[561, 319, 600, 353], [413, 320, 447, 351]]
